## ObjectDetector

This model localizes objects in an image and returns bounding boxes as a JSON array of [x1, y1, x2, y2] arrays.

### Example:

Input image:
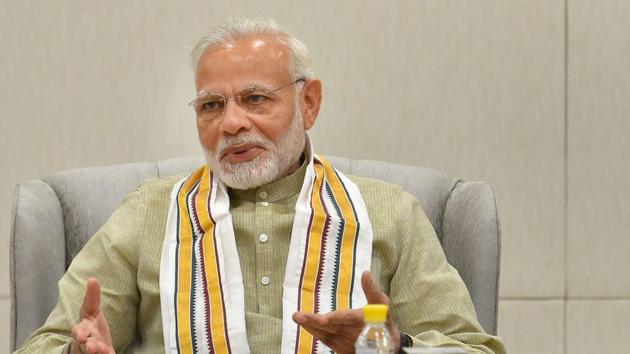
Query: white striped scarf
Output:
[[160, 149, 373, 354]]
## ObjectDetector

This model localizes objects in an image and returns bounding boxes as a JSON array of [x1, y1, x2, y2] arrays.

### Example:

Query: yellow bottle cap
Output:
[[363, 304, 388, 323]]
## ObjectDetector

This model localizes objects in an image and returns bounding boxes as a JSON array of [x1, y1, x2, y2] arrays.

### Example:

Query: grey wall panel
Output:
[[0, 298, 8, 353], [568, 0, 630, 297], [566, 300, 630, 354], [498, 300, 564, 354]]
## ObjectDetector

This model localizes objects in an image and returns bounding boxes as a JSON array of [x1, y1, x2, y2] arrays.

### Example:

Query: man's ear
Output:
[[300, 79, 322, 130]]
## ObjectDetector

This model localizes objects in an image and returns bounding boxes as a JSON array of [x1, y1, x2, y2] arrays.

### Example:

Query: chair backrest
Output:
[[9, 156, 501, 351]]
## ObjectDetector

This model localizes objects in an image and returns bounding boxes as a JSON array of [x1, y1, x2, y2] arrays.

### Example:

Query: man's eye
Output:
[[200, 100, 223, 112], [243, 94, 269, 105]]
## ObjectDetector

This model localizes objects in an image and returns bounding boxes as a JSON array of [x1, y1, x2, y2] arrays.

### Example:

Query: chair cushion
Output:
[[43, 162, 158, 264], [10, 180, 66, 350]]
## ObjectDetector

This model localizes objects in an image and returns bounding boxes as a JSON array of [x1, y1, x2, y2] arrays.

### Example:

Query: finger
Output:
[[97, 341, 115, 354], [293, 311, 331, 327], [292, 314, 326, 338], [72, 319, 98, 342], [361, 271, 389, 305], [292, 311, 312, 326], [294, 310, 363, 340], [298, 323, 357, 354], [319, 309, 364, 327], [72, 324, 87, 343], [294, 310, 363, 327], [85, 338, 97, 353], [293, 312, 334, 333], [79, 342, 89, 353], [81, 278, 101, 319], [70, 341, 83, 354], [298, 323, 333, 342], [85, 337, 108, 354]]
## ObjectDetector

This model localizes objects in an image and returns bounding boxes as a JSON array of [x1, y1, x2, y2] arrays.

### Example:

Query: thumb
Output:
[[81, 277, 101, 318], [361, 271, 389, 305]]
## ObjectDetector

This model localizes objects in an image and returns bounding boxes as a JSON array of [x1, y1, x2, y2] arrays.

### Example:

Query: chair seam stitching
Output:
[[9, 183, 20, 351], [490, 184, 501, 335], [441, 179, 463, 243]]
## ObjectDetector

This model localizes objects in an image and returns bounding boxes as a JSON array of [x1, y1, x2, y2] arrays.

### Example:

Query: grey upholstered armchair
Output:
[[9, 156, 501, 351]]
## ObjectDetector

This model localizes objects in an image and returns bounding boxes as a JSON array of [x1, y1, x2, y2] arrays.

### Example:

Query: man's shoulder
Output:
[[133, 174, 186, 205], [345, 174, 427, 224], [347, 174, 404, 195], [346, 174, 405, 211]]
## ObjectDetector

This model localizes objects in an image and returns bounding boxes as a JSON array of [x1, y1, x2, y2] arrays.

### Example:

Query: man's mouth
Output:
[[220, 143, 264, 163]]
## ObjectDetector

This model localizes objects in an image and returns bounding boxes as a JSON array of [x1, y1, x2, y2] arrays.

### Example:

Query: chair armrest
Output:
[[441, 181, 501, 335], [10, 180, 66, 351]]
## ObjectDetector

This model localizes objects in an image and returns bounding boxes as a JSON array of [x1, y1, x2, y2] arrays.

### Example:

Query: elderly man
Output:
[[16, 18, 505, 354]]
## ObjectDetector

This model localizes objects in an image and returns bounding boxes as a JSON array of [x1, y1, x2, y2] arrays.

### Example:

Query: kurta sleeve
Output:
[[389, 191, 506, 354], [14, 187, 143, 353]]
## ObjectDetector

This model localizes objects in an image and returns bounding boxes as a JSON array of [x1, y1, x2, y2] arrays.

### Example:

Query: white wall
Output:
[[1, 1, 628, 353]]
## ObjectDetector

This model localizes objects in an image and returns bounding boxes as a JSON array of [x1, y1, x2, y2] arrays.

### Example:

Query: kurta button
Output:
[[259, 191, 268, 199], [261, 276, 270, 285], [259, 234, 268, 243], [259, 201, 269, 207]]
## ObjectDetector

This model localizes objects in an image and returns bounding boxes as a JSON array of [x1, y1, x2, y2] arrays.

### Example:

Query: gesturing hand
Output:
[[292, 271, 401, 354], [70, 278, 116, 354]]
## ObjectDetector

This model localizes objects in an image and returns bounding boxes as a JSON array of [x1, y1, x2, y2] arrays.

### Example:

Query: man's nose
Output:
[[220, 98, 252, 135]]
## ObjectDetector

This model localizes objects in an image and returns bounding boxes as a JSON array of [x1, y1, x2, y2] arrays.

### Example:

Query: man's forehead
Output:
[[194, 35, 292, 93], [196, 35, 290, 74]]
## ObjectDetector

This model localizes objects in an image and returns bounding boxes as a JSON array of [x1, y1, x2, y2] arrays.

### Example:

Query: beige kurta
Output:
[[15, 161, 505, 354]]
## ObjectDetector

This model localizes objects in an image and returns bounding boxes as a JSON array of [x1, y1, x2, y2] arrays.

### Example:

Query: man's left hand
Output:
[[292, 271, 401, 354]]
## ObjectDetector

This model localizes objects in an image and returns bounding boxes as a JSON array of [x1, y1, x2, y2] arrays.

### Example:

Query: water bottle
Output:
[[355, 304, 396, 354]]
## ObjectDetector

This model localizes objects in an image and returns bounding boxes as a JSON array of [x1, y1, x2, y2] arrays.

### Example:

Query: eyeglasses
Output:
[[188, 78, 305, 122]]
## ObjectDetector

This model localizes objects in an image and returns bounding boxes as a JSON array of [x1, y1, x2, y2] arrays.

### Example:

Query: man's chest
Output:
[[231, 197, 295, 317], [138, 196, 299, 316]]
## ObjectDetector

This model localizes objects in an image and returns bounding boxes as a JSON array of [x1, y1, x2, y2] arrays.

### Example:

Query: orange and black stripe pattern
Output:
[[295, 156, 362, 354], [174, 167, 231, 354]]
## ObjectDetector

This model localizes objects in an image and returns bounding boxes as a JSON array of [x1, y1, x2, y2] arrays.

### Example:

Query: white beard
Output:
[[202, 109, 306, 190]]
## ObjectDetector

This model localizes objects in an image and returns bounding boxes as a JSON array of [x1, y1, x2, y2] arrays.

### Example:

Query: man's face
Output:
[[194, 35, 314, 189]]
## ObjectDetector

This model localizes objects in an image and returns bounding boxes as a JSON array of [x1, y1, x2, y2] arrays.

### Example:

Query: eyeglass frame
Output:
[[188, 77, 306, 120]]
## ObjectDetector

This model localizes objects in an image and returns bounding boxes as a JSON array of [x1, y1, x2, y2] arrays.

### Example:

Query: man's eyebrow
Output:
[[195, 90, 220, 97], [240, 81, 274, 91], [196, 82, 275, 97]]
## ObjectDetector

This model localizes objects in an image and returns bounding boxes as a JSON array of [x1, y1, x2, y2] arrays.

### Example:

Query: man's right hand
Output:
[[70, 277, 115, 354]]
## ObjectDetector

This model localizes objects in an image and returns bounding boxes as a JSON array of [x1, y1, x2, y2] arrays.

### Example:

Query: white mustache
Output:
[[216, 135, 271, 159]]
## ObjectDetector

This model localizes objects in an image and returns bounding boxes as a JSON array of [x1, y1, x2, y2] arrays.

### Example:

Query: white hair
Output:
[[191, 17, 314, 80]]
